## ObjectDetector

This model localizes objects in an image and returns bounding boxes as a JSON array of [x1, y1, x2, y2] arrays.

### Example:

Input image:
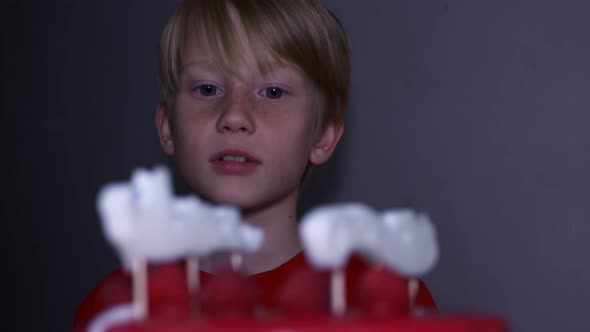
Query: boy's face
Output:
[[156, 30, 342, 211]]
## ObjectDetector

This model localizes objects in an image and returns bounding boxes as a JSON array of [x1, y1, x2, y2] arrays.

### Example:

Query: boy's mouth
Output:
[[221, 155, 248, 163], [210, 150, 261, 174], [211, 150, 260, 163]]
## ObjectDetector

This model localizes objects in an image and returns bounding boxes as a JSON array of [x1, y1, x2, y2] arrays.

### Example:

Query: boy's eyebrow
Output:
[[258, 59, 303, 75], [184, 59, 218, 67], [183, 59, 300, 77]]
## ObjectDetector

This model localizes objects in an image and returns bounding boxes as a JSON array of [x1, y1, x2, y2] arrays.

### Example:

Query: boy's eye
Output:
[[263, 87, 284, 99], [197, 84, 220, 96]]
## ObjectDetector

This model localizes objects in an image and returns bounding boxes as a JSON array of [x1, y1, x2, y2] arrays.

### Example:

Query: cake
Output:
[[83, 166, 508, 332]]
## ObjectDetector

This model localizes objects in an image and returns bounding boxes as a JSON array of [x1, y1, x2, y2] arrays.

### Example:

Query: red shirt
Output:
[[72, 252, 436, 331]]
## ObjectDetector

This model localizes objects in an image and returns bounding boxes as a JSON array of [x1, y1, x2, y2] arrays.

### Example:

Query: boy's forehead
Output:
[[179, 2, 306, 78], [182, 31, 298, 76]]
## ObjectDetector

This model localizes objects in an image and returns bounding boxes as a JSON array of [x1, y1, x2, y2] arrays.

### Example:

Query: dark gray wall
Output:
[[320, 1, 590, 332], [8, 1, 589, 331]]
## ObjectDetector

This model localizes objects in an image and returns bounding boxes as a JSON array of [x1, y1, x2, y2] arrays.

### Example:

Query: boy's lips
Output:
[[209, 149, 261, 175]]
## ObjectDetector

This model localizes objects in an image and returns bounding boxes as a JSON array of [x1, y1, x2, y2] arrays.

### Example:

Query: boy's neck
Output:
[[202, 190, 302, 275]]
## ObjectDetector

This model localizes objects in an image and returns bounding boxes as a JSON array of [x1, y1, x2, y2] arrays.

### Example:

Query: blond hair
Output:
[[158, 0, 350, 131]]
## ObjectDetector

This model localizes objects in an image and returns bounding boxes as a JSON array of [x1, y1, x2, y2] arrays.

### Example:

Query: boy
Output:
[[154, 0, 347, 275], [73, 0, 435, 329]]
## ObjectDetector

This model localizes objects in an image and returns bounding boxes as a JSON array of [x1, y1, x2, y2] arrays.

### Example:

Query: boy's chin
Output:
[[199, 186, 298, 217], [200, 189, 262, 211]]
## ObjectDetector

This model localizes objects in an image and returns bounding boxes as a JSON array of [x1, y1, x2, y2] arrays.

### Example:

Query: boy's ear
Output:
[[156, 102, 175, 156], [309, 121, 344, 165]]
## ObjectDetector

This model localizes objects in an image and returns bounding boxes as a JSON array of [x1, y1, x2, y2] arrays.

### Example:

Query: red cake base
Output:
[[109, 315, 508, 332], [81, 258, 508, 332]]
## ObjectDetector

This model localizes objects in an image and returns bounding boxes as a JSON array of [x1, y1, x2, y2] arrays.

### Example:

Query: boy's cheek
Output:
[[173, 109, 222, 135]]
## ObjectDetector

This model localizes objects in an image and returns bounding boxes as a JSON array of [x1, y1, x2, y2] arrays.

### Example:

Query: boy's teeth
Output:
[[222, 155, 247, 162]]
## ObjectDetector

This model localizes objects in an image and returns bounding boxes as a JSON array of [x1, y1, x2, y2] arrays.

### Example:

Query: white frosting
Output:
[[299, 203, 382, 269], [377, 209, 439, 276], [87, 304, 136, 332], [299, 204, 439, 276], [97, 165, 264, 270]]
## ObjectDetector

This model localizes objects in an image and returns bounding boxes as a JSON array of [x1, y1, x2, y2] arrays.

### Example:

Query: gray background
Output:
[[6, 1, 589, 331]]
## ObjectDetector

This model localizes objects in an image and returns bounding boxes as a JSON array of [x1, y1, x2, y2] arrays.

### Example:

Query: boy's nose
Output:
[[216, 94, 255, 134]]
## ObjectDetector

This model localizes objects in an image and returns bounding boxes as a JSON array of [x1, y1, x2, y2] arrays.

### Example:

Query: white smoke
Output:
[[299, 203, 439, 276], [97, 165, 264, 270]]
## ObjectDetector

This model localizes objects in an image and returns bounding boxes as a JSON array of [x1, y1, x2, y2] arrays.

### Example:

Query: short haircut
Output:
[[158, 0, 350, 132]]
